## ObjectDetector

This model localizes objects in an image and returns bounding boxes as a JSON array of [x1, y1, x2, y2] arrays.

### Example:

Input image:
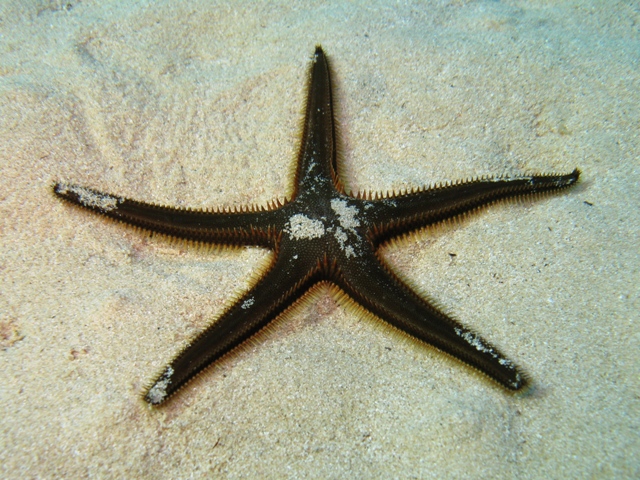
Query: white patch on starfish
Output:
[[57, 183, 121, 212], [331, 198, 360, 232], [329, 199, 362, 257], [286, 214, 325, 240], [455, 328, 494, 355], [147, 366, 174, 404], [241, 297, 255, 310]]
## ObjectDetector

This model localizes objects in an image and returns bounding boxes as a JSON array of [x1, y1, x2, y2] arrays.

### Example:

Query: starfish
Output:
[[54, 46, 579, 405]]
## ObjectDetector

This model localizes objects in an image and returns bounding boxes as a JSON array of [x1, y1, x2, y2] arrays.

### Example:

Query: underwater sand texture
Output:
[[1, 1, 638, 478]]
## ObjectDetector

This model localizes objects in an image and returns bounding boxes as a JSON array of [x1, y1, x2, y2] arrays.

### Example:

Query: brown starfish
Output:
[[54, 46, 579, 405]]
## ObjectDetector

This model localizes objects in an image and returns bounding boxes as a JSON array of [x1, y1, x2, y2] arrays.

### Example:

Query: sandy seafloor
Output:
[[1, 1, 638, 478]]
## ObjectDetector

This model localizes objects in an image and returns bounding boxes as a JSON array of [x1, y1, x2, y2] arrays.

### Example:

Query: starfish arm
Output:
[[338, 253, 527, 390], [366, 169, 580, 241], [293, 46, 341, 197], [144, 250, 319, 405], [53, 182, 278, 246]]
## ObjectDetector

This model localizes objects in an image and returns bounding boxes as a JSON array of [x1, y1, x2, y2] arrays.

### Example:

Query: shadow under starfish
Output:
[[54, 46, 579, 405]]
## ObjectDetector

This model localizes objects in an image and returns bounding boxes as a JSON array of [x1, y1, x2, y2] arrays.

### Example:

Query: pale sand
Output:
[[1, 1, 638, 478]]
